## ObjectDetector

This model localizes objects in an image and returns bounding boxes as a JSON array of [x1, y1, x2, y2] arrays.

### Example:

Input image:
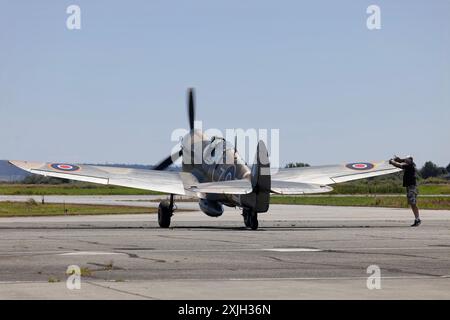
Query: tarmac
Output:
[[0, 197, 449, 299]]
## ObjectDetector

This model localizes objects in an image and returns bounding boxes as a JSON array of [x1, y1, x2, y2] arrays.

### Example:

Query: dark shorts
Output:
[[406, 185, 418, 205]]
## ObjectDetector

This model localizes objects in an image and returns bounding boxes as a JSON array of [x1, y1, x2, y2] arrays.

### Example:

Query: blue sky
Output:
[[1, 0, 449, 167]]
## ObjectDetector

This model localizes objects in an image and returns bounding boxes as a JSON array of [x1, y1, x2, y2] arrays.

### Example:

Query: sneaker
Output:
[[411, 219, 421, 227]]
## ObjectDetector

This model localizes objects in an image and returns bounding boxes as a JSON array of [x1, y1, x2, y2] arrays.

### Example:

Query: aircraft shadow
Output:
[[0, 225, 405, 231]]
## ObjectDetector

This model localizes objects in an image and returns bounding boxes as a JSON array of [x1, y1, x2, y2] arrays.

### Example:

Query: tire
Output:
[[158, 200, 172, 228], [249, 213, 259, 230], [243, 208, 252, 228]]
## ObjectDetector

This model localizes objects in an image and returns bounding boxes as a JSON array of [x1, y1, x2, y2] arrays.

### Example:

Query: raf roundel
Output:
[[50, 163, 81, 172], [345, 162, 374, 171]]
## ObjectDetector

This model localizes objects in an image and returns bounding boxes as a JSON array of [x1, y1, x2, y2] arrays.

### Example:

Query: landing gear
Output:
[[158, 194, 174, 228], [242, 208, 258, 230], [249, 213, 258, 230], [243, 209, 251, 228]]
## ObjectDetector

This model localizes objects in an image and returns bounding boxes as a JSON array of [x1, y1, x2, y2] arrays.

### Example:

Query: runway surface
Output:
[[0, 200, 449, 299]]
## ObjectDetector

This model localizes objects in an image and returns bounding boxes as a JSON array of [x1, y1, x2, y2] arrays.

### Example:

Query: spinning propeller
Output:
[[153, 88, 195, 170]]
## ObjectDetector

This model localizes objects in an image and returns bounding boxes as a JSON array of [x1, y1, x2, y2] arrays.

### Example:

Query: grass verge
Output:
[[1, 182, 449, 196], [331, 183, 450, 195], [0, 183, 162, 196], [0, 201, 157, 217], [271, 196, 450, 210]]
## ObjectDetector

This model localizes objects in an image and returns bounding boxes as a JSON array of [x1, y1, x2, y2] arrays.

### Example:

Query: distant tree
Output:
[[446, 163, 450, 174], [419, 161, 447, 179], [285, 162, 310, 168]]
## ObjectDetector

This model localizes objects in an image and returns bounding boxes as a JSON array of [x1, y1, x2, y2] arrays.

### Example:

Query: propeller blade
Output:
[[153, 149, 183, 171], [188, 88, 195, 130]]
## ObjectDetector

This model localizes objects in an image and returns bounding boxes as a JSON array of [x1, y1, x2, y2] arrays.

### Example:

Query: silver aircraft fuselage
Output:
[[180, 130, 257, 215]]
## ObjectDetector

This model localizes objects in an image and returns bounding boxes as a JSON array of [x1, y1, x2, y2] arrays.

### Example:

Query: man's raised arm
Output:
[[389, 158, 406, 169]]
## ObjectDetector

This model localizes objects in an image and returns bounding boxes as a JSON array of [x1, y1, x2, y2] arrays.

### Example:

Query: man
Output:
[[389, 155, 421, 227]]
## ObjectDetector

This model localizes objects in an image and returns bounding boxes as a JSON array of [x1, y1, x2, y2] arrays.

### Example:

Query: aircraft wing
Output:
[[9, 160, 258, 196], [271, 181, 333, 195], [9, 160, 198, 196], [187, 179, 253, 195], [272, 161, 401, 188]]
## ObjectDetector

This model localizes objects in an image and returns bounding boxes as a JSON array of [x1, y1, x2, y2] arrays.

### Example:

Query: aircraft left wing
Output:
[[271, 180, 333, 195], [273, 160, 401, 187], [9, 160, 197, 196]]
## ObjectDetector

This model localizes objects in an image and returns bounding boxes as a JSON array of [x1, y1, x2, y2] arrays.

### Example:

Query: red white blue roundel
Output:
[[50, 163, 81, 172], [345, 162, 374, 170]]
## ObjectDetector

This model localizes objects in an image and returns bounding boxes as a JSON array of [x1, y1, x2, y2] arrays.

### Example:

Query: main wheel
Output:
[[158, 200, 173, 228], [242, 208, 252, 228], [248, 212, 259, 230]]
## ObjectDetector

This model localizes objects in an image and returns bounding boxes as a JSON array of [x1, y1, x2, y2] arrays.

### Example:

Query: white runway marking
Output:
[[263, 248, 322, 252], [58, 251, 126, 256]]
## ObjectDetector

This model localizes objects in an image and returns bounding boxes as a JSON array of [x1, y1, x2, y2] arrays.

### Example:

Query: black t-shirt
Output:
[[403, 163, 417, 187]]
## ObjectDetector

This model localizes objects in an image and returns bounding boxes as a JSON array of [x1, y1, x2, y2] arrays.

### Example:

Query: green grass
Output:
[[416, 184, 450, 195], [47, 277, 60, 283], [271, 196, 450, 210], [331, 183, 450, 195], [1, 180, 449, 196], [0, 201, 157, 217], [1, 171, 449, 197], [0, 183, 162, 195]]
